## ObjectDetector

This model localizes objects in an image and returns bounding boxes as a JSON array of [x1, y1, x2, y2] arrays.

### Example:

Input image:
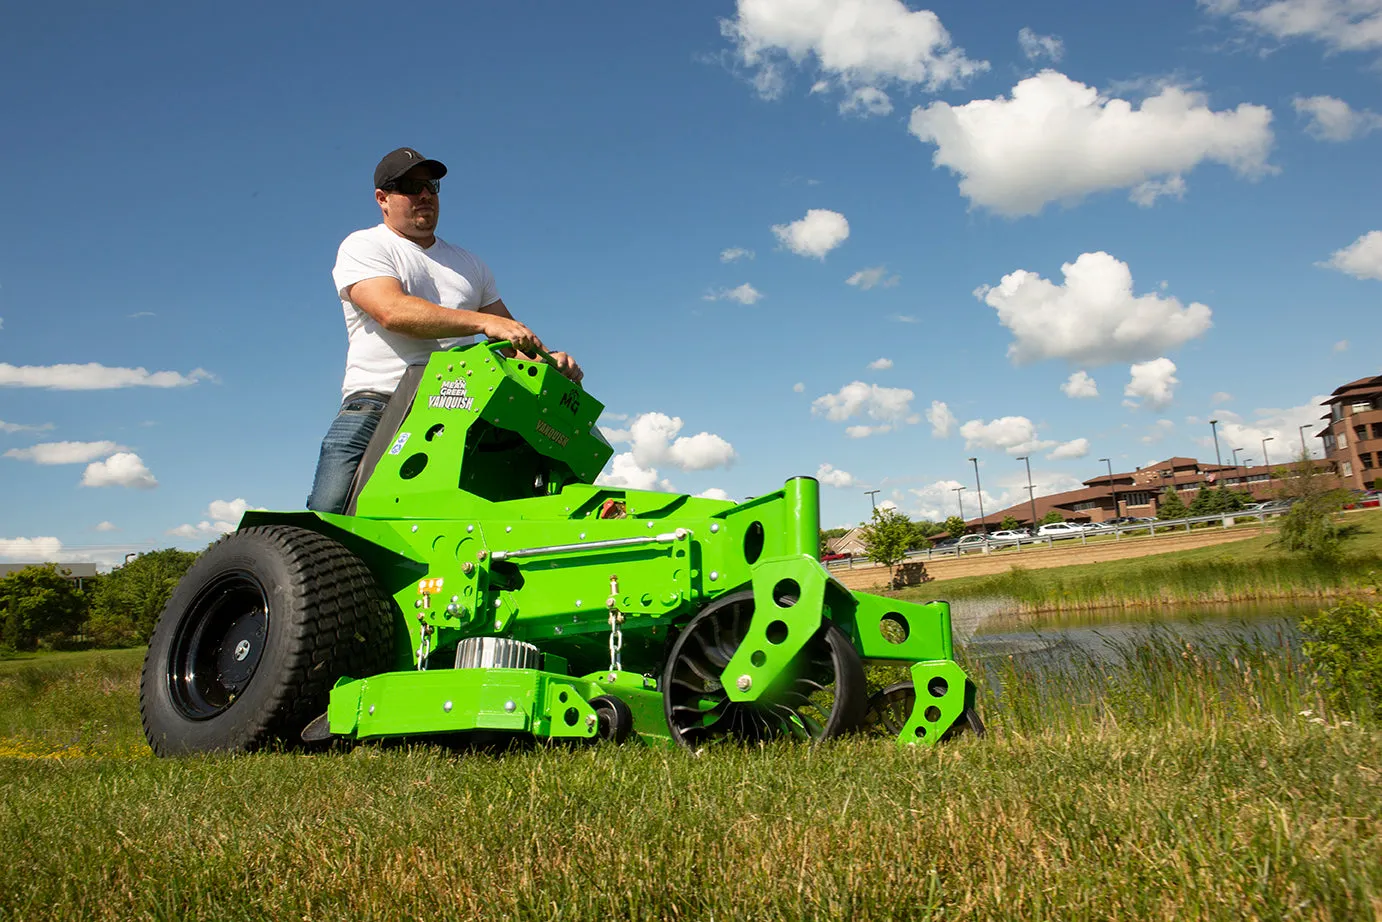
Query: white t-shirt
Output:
[[332, 224, 501, 399]]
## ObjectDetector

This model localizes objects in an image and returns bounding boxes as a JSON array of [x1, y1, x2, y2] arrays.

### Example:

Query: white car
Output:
[[1036, 522, 1085, 539], [988, 529, 1030, 543]]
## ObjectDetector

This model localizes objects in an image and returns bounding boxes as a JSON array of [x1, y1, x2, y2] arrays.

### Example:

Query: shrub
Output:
[[1301, 594, 1382, 719]]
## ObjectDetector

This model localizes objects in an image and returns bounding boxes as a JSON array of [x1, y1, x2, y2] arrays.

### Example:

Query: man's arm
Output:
[[348, 279, 582, 382], [346, 277, 545, 353]]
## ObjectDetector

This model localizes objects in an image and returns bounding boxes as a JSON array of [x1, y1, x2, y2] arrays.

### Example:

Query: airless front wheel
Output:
[[662, 590, 866, 749]]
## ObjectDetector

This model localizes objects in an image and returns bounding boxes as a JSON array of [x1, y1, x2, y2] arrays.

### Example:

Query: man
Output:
[[306, 147, 581, 514]]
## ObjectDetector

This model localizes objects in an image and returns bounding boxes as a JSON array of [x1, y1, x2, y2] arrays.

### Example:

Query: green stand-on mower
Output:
[[140, 341, 981, 755]]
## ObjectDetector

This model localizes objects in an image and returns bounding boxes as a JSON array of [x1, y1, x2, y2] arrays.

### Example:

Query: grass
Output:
[[907, 509, 1382, 613], [1, 631, 1378, 920]]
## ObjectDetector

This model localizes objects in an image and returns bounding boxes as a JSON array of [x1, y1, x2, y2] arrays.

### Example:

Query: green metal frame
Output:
[[240, 341, 973, 747]]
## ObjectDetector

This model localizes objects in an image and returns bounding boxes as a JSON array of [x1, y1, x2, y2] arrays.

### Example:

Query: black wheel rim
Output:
[[664, 592, 860, 748], [166, 569, 270, 720]]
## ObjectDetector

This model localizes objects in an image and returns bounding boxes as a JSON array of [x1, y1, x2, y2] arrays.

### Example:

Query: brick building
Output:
[[1317, 374, 1382, 490], [969, 455, 1321, 531]]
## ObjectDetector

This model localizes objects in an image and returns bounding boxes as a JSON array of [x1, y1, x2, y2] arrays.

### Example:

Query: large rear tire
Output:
[[140, 525, 395, 756]]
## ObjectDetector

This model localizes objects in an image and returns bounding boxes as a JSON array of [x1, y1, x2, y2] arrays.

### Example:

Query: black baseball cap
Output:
[[374, 148, 448, 189]]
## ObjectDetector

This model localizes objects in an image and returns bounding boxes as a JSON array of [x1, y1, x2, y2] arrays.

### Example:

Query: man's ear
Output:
[[375, 188, 389, 209]]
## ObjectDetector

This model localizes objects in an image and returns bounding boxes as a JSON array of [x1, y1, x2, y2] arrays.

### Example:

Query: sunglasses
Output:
[[383, 177, 440, 196]]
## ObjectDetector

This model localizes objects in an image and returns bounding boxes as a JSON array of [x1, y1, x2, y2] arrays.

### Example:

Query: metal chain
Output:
[[416, 621, 432, 671], [606, 574, 624, 674]]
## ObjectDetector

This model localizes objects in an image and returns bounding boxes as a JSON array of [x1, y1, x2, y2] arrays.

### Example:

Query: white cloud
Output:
[[959, 416, 1055, 455], [81, 452, 157, 489], [94, 521, 119, 532], [721, 0, 988, 105], [846, 424, 895, 438], [1210, 391, 1234, 404], [1334, 339, 1350, 352], [868, 357, 893, 370], [1061, 371, 1099, 399], [1124, 358, 1180, 411], [812, 381, 918, 436], [0, 363, 213, 390], [1018, 27, 1064, 62], [0, 536, 64, 561], [815, 463, 856, 487], [1292, 95, 1382, 141], [845, 265, 900, 289], [977, 251, 1213, 365], [891, 313, 919, 323], [1206, 0, 1382, 53], [4, 440, 122, 465], [720, 247, 755, 262], [926, 400, 956, 438], [1047, 438, 1090, 460], [1320, 230, 1382, 281], [0, 419, 55, 434], [901, 481, 978, 522], [703, 283, 765, 304], [1141, 419, 1177, 444], [605, 412, 736, 472], [908, 70, 1275, 216], [168, 498, 264, 540], [771, 209, 850, 259], [697, 487, 733, 501], [793, 382, 805, 393], [1128, 175, 1188, 207], [840, 86, 894, 116], [595, 453, 670, 491], [1207, 399, 1330, 461]]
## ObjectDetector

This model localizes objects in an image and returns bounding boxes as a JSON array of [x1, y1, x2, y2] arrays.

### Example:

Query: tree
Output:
[[87, 548, 200, 646], [0, 565, 89, 651], [1157, 486, 1189, 520], [1039, 510, 1065, 526], [1275, 452, 1352, 560], [942, 515, 967, 539], [1000, 515, 1021, 532], [861, 507, 912, 581]]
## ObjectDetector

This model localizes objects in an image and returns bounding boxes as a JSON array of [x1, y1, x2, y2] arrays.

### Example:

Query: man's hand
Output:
[[480, 315, 545, 354], [549, 351, 583, 384]]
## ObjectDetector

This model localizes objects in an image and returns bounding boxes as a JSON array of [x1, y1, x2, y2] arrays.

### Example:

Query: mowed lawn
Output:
[[2, 626, 1379, 920]]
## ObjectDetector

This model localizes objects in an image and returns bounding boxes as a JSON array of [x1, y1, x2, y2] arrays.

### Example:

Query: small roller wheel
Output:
[[864, 682, 917, 737], [864, 679, 986, 740], [590, 695, 633, 744]]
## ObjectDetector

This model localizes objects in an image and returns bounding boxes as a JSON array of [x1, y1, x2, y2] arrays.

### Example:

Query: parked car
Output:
[[1036, 522, 1085, 539], [820, 551, 850, 563], [1081, 522, 1114, 534], [1107, 516, 1149, 526], [955, 534, 989, 551], [989, 529, 1030, 542]]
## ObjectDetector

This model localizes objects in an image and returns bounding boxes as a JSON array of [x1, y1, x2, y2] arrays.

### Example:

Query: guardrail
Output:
[[824, 505, 1291, 568]]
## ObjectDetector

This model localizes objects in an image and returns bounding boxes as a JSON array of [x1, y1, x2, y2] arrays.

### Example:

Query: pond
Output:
[[951, 597, 1314, 670]]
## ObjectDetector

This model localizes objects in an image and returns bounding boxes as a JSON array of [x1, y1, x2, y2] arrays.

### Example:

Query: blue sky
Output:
[[2, 0, 1380, 566]]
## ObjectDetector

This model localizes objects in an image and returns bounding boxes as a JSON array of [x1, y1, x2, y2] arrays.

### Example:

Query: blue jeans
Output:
[[306, 394, 389, 514]]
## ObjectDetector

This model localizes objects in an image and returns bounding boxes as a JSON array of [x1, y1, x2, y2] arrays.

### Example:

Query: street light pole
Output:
[[1232, 447, 1243, 467], [1298, 424, 1310, 459], [864, 489, 880, 513], [1098, 457, 1117, 517], [952, 485, 966, 522], [1017, 455, 1038, 527], [968, 457, 986, 534], [1262, 436, 1274, 469], [1209, 419, 1222, 467]]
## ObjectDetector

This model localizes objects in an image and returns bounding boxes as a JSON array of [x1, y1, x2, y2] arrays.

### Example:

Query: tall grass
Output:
[[923, 551, 1382, 612], [0, 635, 1378, 920]]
